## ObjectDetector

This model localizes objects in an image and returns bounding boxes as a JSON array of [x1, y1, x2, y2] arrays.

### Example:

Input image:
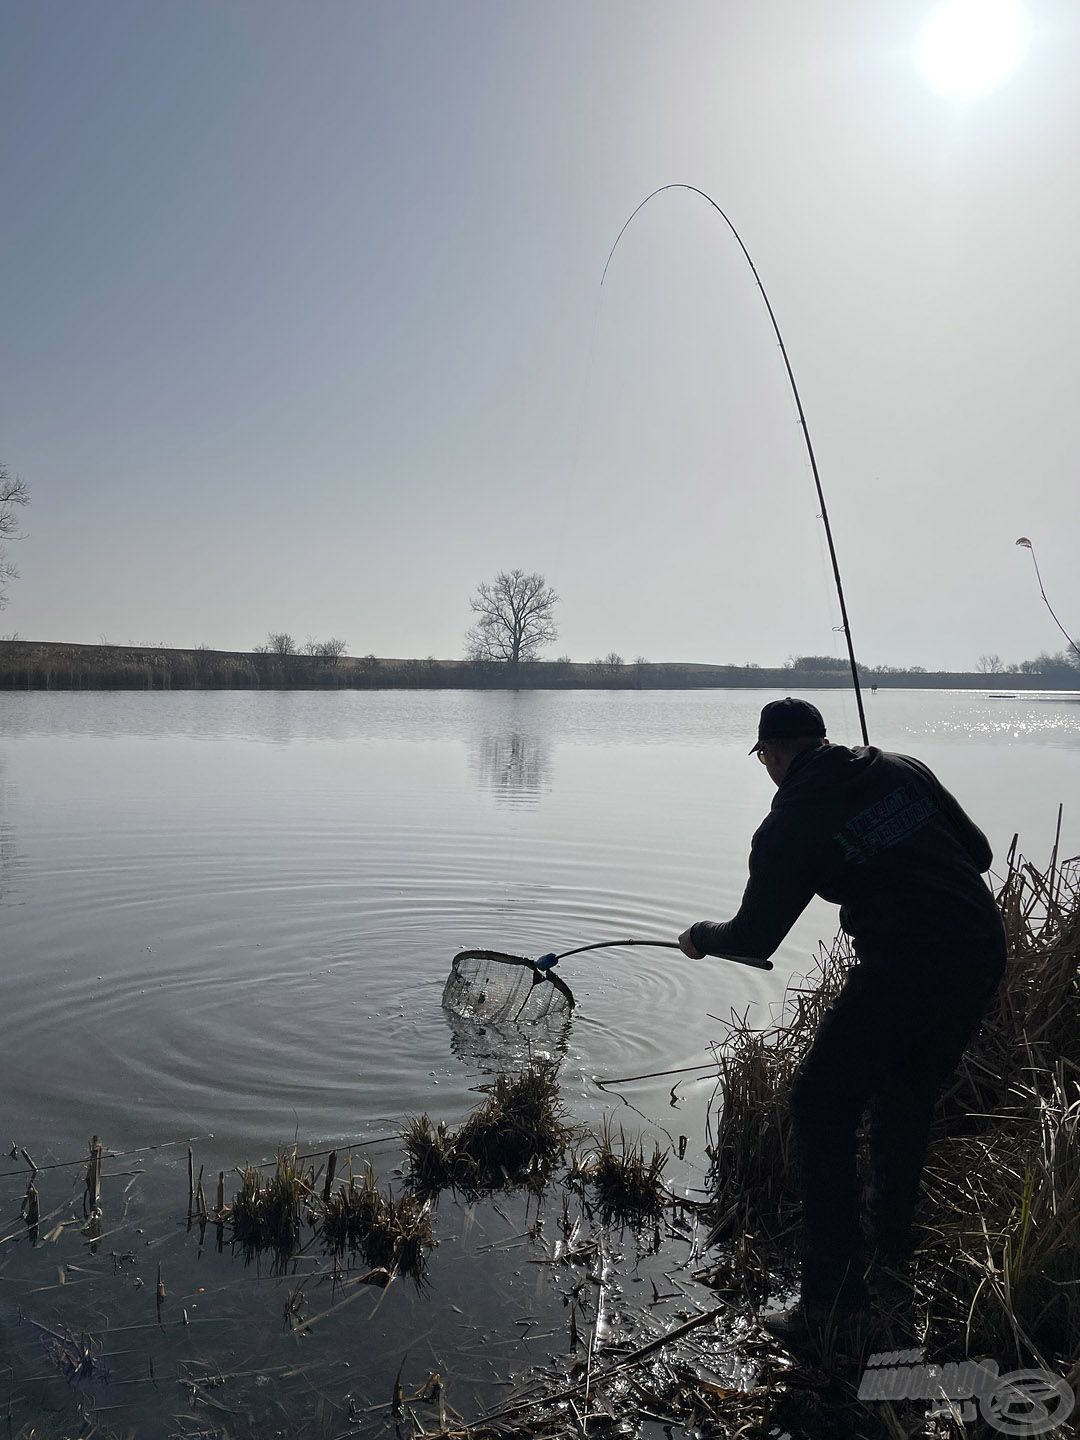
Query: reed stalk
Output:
[[705, 837, 1080, 1374]]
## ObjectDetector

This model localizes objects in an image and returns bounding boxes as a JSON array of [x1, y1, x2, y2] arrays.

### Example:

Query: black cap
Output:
[[749, 697, 827, 754]]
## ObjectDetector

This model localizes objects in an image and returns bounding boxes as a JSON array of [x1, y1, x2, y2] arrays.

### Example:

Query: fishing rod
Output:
[[1016, 537, 1080, 664], [602, 183, 870, 747]]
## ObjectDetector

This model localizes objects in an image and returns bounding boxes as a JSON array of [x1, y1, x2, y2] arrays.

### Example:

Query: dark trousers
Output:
[[788, 937, 1006, 1313]]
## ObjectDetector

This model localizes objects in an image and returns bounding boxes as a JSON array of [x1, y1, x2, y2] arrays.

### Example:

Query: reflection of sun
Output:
[[915, 0, 1030, 101]]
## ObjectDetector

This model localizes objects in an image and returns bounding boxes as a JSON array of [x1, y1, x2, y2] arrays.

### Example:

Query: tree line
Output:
[[254, 633, 349, 662], [975, 650, 1080, 678]]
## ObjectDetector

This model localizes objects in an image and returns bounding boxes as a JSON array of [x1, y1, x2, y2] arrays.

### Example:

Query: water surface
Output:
[[0, 687, 1076, 1432]]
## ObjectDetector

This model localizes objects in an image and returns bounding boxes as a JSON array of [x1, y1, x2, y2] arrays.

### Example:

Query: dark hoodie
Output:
[[690, 744, 1004, 965]]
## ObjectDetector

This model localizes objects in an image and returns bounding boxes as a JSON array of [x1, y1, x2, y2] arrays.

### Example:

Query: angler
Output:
[[679, 697, 1006, 1354]]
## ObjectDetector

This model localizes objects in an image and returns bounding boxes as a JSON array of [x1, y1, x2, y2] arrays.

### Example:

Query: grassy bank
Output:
[[706, 831, 1080, 1392], [3, 638, 1079, 692]]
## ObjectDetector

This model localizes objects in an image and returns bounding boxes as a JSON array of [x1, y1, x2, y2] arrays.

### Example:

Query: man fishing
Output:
[[679, 697, 1006, 1353]]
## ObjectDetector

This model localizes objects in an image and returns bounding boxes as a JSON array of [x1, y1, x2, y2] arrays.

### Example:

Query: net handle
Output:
[[553, 938, 773, 971]]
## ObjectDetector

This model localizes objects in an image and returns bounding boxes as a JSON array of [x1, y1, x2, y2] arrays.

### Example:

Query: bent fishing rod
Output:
[[602, 183, 869, 747]]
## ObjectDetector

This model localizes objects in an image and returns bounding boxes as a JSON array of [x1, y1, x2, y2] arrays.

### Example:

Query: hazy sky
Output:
[[2, 1, 1078, 668]]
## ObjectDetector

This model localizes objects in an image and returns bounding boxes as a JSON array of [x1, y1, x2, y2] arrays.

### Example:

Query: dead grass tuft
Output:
[[570, 1118, 669, 1223], [322, 1163, 434, 1277], [404, 1060, 575, 1197], [228, 1150, 315, 1258]]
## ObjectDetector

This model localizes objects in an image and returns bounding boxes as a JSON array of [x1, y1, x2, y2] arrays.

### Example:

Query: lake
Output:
[[0, 687, 1077, 1433]]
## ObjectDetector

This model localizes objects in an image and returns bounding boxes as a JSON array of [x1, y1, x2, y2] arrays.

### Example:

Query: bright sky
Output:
[[2, 0, 1077, 668]]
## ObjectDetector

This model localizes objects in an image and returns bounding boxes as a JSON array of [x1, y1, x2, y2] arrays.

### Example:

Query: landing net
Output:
[[443, 950, 575, 1024]]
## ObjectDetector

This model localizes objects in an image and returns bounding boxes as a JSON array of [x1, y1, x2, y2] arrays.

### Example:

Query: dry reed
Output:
[[228, 1150, 316, 1257], [921, 838, 1080, 1373], [706, 938, 848, 1246], [705, 834, 1080, 1378], [568, 1118, 669, 1223], [322, 1162, 434, 1276], [403, 1060, 574, 1197]]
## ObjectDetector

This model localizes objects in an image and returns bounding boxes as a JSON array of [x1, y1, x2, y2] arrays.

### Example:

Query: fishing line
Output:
[[812, 505, 860, 745], [601, 183, 869, 746]]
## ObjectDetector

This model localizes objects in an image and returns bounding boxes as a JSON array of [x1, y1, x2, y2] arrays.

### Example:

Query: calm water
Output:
[[1, 687, 1077, 1433]]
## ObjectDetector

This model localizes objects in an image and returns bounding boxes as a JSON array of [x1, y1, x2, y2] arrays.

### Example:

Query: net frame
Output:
[[443, 949, 576, 1024]]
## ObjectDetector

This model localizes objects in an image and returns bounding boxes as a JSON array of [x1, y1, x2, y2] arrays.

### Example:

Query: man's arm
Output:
[[898, 755, 993, 873], [686, 819, 818, 963]]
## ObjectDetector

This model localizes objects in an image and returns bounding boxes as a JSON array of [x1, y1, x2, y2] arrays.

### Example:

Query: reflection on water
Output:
[[443, 1002, 573, 1071], [0, 756, 18, 908], [469, 729, 552, 804]]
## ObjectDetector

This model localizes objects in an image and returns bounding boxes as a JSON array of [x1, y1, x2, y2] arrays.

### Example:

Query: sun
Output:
[[915, 0, 1030, 101]]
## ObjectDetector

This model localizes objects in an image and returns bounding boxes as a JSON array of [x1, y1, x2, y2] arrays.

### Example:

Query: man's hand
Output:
[[678, 926, 705, 959]]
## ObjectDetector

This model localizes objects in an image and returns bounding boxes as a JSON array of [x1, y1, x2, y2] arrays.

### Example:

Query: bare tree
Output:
[[265, 632, 297, 656], [1, 464, 30, 609], [603, 651, 624, 673], [465, 569, 558, 671], [318, 638, 348, 664], [300, 637, 347, 662], [976, 653, 1005, 674]]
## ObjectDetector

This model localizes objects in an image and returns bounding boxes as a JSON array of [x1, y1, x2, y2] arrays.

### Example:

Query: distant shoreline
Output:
[[2, 640, 1078, 694]]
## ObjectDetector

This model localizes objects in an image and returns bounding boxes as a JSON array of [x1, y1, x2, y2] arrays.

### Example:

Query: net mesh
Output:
[[443, 950, 575, 1024]]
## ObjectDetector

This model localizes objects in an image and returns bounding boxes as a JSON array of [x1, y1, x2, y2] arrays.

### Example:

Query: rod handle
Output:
[[553, 937, 773, 970], [720, 952, 774, 971]]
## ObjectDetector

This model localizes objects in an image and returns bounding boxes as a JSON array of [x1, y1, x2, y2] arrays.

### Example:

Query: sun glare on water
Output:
[[915, 0, 1030, 101]]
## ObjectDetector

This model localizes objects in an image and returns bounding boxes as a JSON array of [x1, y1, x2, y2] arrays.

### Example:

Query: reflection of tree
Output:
[[0, 757, 17, 909], [470, 731, 552, 805]]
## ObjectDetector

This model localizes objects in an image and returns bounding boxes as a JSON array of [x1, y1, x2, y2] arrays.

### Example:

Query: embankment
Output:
[[2, 640, 1078, 693]]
